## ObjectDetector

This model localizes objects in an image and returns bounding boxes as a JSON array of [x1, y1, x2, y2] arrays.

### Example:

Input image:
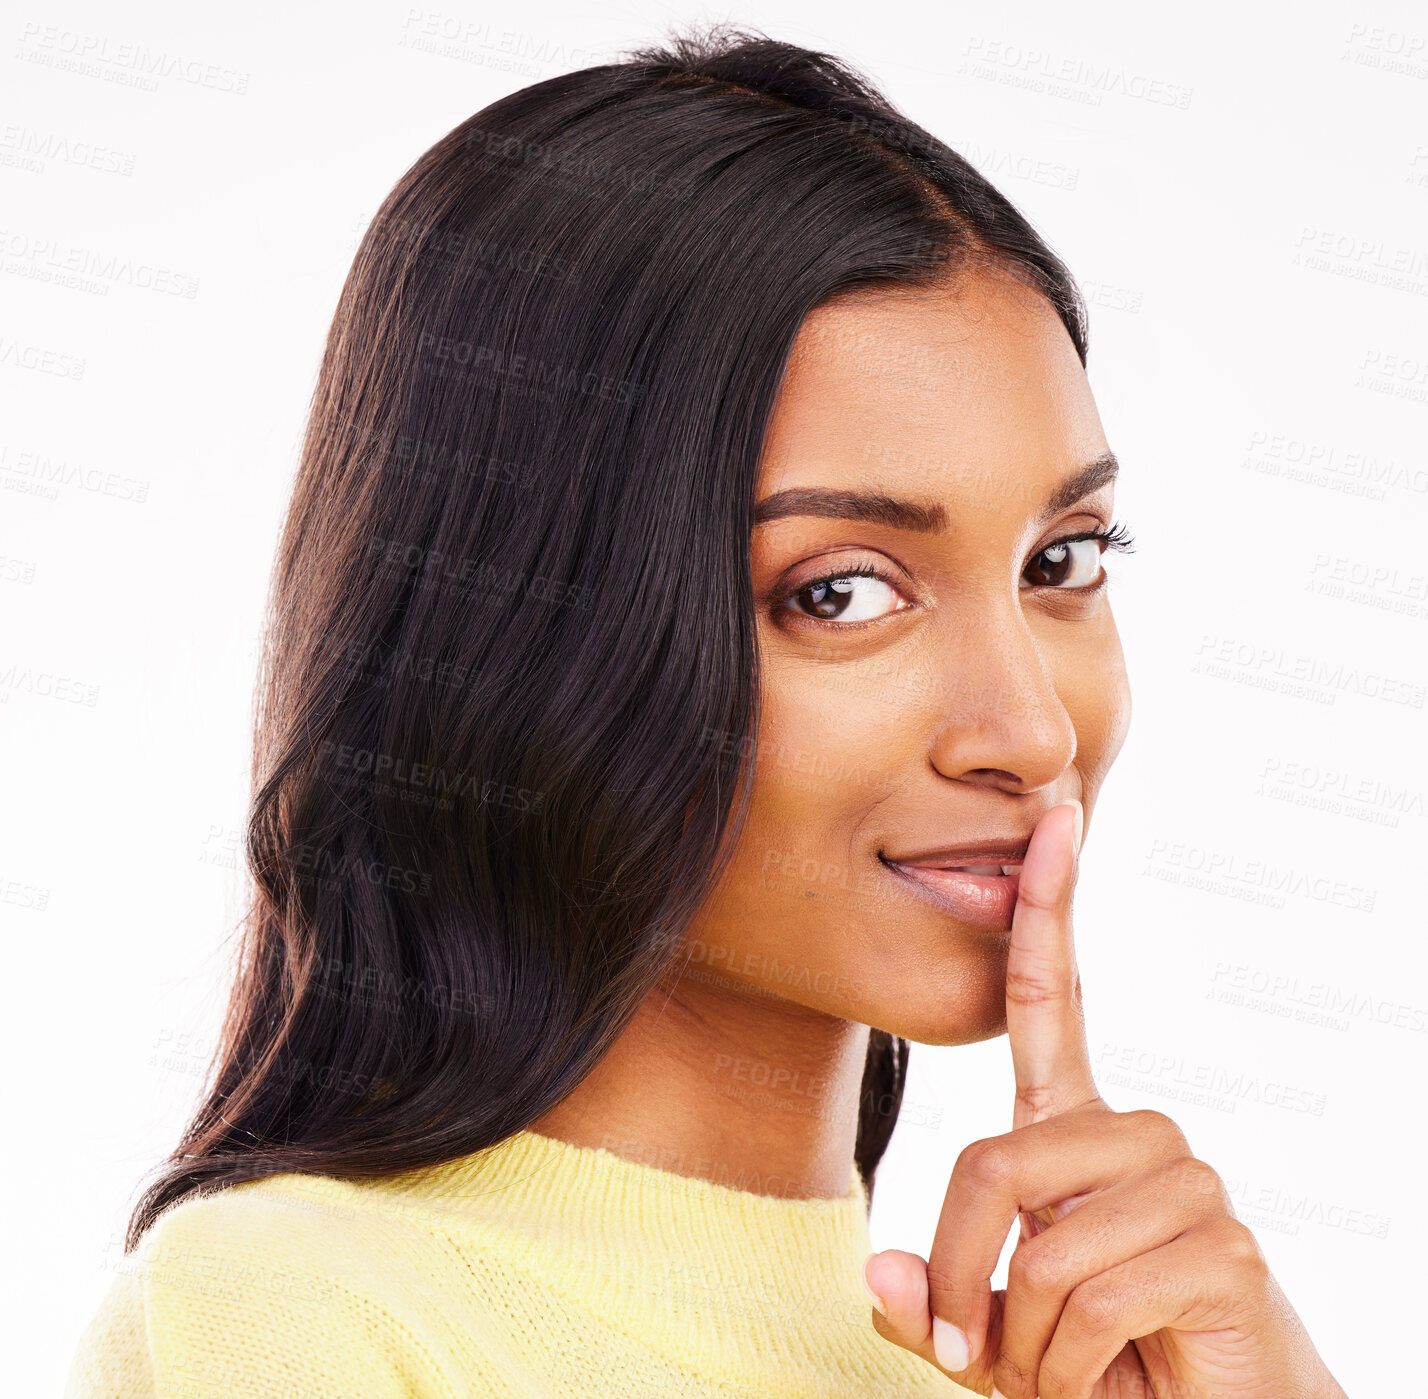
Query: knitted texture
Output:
[[66, 1127, 976, 1397]]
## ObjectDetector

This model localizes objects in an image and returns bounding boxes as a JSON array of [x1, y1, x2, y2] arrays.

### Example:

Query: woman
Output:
[[67, 26, 1347, 1399]]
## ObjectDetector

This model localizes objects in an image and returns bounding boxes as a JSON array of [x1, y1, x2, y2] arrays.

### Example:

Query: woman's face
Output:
[[689, 267, 1131, 1046]]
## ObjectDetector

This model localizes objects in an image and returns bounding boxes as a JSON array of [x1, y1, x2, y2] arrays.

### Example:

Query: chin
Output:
[[868, 963, 1011, 1047], [891, 1013, 1009, 1049]]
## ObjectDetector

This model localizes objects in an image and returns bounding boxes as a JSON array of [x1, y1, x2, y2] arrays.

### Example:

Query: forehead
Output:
[[757, 270, 1106, 511]]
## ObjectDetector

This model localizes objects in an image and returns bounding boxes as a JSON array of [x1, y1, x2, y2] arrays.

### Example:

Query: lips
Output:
[[934, 862, 1024, 877], [880, 841, 1030, 932]]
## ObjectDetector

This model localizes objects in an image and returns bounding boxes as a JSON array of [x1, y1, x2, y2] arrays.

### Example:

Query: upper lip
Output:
[[882, 838, 1032, 868]]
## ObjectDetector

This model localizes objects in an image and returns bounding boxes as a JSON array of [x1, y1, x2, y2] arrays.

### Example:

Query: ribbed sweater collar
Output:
[[340, 1127, 880, 1352], [390, 1125, 868, 1260], [433, 1124, 866, 1207]]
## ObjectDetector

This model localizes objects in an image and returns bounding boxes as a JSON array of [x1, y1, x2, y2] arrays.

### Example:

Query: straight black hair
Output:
[[126, 23, 1087, 1250]]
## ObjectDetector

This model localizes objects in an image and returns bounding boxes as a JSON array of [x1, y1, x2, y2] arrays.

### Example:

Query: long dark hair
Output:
[[126, 24, 1087, 1250]]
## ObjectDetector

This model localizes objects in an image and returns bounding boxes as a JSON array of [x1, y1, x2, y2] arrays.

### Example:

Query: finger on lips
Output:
[[914, 800, 1101, 1374], [867, 801, 1177, 1389], [859, 799, 1293, 1395], [1005, 799, 1098, 1130]]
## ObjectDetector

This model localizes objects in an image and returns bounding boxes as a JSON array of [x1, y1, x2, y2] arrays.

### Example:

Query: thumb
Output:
[[863, 1249, 1004, 1394]]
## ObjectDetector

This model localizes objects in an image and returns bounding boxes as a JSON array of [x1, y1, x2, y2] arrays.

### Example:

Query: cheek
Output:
[[748, 656, 908, 841], [691, 654, 912, 952], [1060, 616, 1131, 789]]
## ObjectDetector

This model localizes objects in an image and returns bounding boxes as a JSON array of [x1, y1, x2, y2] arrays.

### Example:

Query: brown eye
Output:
[[1023, 537, 1104, 589], [787, 568, 907, 623]]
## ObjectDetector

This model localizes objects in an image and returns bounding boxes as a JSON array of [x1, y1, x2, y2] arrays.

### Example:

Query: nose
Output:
[[925, 611, 1077, 795]]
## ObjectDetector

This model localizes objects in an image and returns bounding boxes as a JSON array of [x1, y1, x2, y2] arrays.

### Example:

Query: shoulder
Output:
[[141, 1170, 416, 1300], [67, 1174, 468, 1399], [64, 1266, 155, 1399]]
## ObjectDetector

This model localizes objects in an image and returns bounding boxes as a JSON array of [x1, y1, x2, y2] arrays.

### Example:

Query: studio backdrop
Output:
[[4, 2, 1423, 1395]]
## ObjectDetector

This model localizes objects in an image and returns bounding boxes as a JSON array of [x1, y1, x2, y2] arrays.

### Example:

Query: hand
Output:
[[863, 801, 1347, 1399]]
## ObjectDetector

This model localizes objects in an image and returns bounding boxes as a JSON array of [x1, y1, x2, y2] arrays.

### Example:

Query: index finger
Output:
[[1006, 799, 1098, 1129]]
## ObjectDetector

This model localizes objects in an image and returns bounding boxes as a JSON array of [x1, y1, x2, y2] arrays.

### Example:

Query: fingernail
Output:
[[932, 1316, 971, 1371], [861, 1255, 887, 1316], [1067, 799, 1084, 857]]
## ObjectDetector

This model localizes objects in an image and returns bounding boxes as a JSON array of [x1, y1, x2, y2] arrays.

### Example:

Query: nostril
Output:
[[961, 768, 1022, 788]]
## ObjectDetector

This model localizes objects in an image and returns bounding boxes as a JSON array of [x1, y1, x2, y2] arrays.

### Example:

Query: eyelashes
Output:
[[1019, 519, 1135, 591], [775, 518, 1136, 626], [1057, 520, 1136, 555], [779, 560, 904, 625]]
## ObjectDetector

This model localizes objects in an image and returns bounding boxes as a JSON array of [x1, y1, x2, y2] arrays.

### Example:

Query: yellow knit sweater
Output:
[[66, 1127, 976, 1397]]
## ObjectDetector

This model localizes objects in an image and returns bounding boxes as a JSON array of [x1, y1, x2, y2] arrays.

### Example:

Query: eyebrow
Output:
[[753, 452, 1119, 532]]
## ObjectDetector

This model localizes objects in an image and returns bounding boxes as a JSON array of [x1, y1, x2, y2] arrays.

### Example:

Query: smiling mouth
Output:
[[879, 854, 1026, 931], [927, 862, 1023, 877]]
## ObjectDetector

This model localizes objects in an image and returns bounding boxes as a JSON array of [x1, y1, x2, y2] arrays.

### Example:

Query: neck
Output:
[[529, 968, 871, 1200]]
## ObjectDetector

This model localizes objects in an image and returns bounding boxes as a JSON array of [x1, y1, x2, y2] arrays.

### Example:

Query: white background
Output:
[[4, 1, 1423, 1393]]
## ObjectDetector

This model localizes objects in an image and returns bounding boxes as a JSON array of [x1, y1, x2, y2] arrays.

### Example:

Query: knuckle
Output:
[[1167, 1155, 1228, 1211], [1007, 1239, 1071, 1297], [1004, 950, 1066, 1007], [922, 1263, 981, 1322], [1214, 1216, 1270, 1278], [1036, 1365, 1075, 1399], [955, 1136, 1020, 1193], [921, 1255, 964, 1300], [994, 1353, 1038, 1396], [1064, 1276, 1127, 1333], [1123, 1107, 1188, 1153], [1012, 1082, 1060, 1119]]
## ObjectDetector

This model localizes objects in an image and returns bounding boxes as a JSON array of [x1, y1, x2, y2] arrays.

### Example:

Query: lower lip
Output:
[[882, 861, 1021, 931]]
